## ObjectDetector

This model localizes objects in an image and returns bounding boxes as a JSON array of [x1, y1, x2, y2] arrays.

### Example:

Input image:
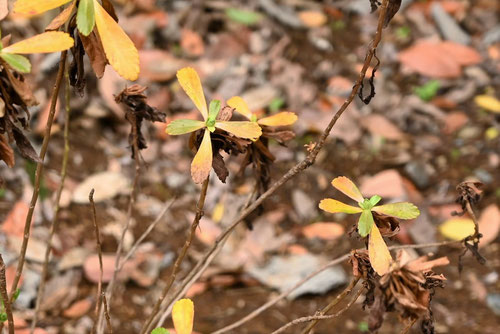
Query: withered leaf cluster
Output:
[[0, 35, 41, 168], [353, 250, 449, 333], [115, 85, 166, 158]]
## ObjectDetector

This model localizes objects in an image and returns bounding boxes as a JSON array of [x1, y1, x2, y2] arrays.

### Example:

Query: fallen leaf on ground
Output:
[[83, 254, 134, 283], [361, 114, 405, 140], [181, 29, 205, 57], [302, 222, 345, 241], [1, 201, 29, 237], [72, 171, 129, 203], [478, 204, 500, 247], [298, 10, 327, 27], [63, 298, 93, 318], [439, 217, 475, 240], [361, 169, 407, 199], [474, 95, 500, 113]]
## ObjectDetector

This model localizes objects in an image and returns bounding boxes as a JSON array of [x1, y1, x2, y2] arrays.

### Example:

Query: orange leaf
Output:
[[93, 0, 139, 81], [191, 129, 212, 184], [368, 224, 392, 275], [13, 0, 71, 15], [172, 298, 194, 334], [258, 112, 297, 127], [2, 31, 74, 54], [331, 176, 364, 202], [215, 121, 262, 140], [227, 96, 252, 120], [177, 67, 208, 120], [319, 198, 362, 214]]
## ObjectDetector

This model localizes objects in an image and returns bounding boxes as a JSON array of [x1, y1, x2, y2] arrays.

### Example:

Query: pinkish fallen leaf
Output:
[[302, 222, 345, 241]]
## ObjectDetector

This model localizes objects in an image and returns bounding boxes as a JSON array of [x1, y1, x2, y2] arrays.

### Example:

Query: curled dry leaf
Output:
[[0, 134, 15, 167]]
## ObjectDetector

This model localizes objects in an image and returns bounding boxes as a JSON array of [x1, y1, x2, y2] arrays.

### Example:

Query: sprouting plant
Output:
[[13, 0, 139, 81], [0, 31, 74, 73], [152, 298, 194, 334], [166, 67, 262, 184], [319, 176, 420, 275]]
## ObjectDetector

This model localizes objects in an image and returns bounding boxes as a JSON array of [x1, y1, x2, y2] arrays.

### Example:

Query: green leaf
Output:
[[372, 202, 420, 220], [358, 210, 374, 237], [207, 99, 221, 123], [0, 312, 7, 322], [77, 0, 95, 36], [166, 119, 206, 135], [368, 195, 382, 207], [268, 97, 285, 113], [414, 80, 440, 102], [13, 289, 20, 301], [225, 8, 262, 25], [151, 328, 170, 334], [0, 53, 31, 73]]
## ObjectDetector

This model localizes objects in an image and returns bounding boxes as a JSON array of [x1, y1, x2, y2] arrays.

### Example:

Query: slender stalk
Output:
[[102, 293, 112, 333], [0, 255, 14, 334], [159, 0, 392, 325], [90, 189, 109, 334], [9, 51, 68, 300], [270, 286, 366, 334], [141, 177, 210, 334], [211, 240, 460, 334], [30, 59, 71, 333], [300, 277, 361, 334]]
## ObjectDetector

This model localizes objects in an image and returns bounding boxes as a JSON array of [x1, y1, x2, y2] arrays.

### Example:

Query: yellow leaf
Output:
[[177, 67, 208, 120], [172, 298, 194, 334], [227, 96, 252, 120], [212, 200, 224, 223], [191, 129, 212, 184], [46, 0, 77, 31], [319, 198, 362, 214], [2, 31, 74, 54], [258, 112, 298, 127], [298, 10, 327, 28], [13, 0, 71, 15], [368, 224, 392, 276], [331, 176, 365, 203], [439, 218, 475, 241], [93, 0, 139, 81], [215, 121, 262, 140], [475, 95, 500, 113]]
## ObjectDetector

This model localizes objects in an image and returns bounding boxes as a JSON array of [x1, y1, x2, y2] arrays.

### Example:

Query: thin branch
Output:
[[163, 0, 391, 328], [9, 51, 68, 300], [270, 285, 366, 334], [141, 177, 210, 334], [118, 198, 176, 272], [98, 111, 142, 333], [102, 293, 112, 334], [212, 240, 460, 334], [30, 59, 72, 333], [0, 255, 14, 334], [300, 277, 360, 334], [89, 189, 110, 334]]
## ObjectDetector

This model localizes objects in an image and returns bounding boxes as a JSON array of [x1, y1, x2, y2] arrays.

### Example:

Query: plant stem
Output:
[[300, 277, 361, 334], [270, 286, 366, 334], [140, 177, 210, 334], [9, 51, 68, 301], [30, 58, 71, 334], [0, 255, 14, 334]]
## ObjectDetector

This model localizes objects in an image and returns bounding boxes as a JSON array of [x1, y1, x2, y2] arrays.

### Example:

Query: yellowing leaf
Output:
[[258, 112, 298, 127], [439, 218, 475, 241], [331, 176, 364, 202], [13, 0, 71, 15], [2, 31, 74, 54], [191, 129, 212, 184], [93, 0, 139, 81], [177, 67, 208, 120], [215, 121, 262, 140], [46, 0, 77, 31], [368, 224, 392, 276], [227, 96, 252, 120], [172, 298, 194, 334], [372, 202, 420, 220], [166, 119, 205, 135], [319, 198, 362, 214], [475, 95, 500, 113]]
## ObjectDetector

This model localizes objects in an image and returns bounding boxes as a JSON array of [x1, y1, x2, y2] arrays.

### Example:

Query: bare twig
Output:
[[0, 255, 14, 334], [270, 285, 366, 334], [141, 177, 210, 334], [89, 190, 111, 334], [102, 293, 112, 334], [31, 59, 72, 333], [118, 199, 176, 272], [161, 0, 392, 327], [300, 277, 361, 334], [212, 240, 460, 333], [9, 51, 68, 300], [98, 111, 142, 333]]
